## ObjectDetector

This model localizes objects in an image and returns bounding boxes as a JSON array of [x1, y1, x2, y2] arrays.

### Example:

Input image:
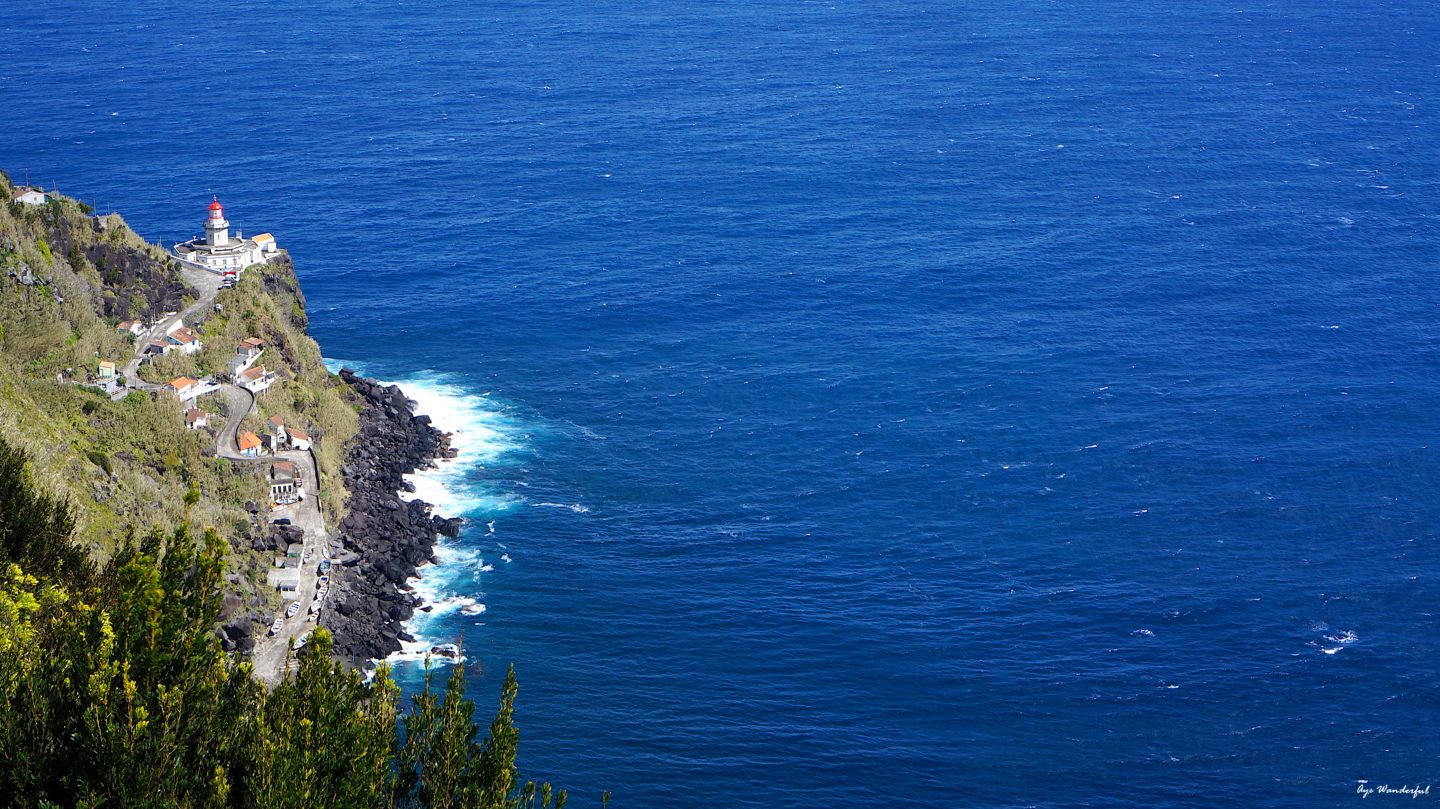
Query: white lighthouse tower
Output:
[[205, 197, 230, 247], [173, 196, 277, 273]]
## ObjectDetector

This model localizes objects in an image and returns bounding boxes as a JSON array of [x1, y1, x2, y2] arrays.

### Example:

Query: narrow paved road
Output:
[[117, 262, 221, 391], [214, 383, 332, 685]]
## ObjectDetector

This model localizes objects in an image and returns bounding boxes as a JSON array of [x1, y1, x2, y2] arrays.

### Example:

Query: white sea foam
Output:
[[324, 359, 528, 669], [533, 502, 590, 513]]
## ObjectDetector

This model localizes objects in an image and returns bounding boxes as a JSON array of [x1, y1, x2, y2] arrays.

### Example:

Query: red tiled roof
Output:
[[238, 431, 261, 450]]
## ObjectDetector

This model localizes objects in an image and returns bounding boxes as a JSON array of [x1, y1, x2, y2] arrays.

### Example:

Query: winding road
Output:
[[117, 262, 222, 391], [213, 383, 332, 685]]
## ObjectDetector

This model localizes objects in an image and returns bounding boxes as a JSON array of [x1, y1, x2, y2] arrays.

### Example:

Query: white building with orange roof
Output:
[[10, 186, 48, 206], [166, 376, 200, 400], [166, 326, 203, 355], [285, 427, 312, 451], [239, 365, 276, 394], [238, 431, 262, 457]]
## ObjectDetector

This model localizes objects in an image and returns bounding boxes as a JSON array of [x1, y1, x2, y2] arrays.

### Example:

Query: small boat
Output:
[[294, 631, 312, 650], [268, 616, 285, 635], [285, 601, 301, 618], [308, 601, 322, 615], [317, 575, 329, 584]]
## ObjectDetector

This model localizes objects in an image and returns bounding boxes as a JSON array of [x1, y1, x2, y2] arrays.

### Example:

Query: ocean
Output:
[[3, 0, 1438, 805]]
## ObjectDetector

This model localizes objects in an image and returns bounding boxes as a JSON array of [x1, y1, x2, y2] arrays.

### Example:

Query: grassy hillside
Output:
[[0, 171, 357, 607]]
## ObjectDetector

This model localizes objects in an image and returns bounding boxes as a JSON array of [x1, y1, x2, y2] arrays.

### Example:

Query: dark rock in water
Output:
[[435, 517, 464, 538]]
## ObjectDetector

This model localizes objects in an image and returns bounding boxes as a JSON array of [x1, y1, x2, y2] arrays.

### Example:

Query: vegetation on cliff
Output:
[[0, 437, 567, 808], [0, 172, 357, 612]]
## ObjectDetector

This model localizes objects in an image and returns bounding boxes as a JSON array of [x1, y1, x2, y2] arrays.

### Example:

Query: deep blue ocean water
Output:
[[4, 1, 1439, 805]]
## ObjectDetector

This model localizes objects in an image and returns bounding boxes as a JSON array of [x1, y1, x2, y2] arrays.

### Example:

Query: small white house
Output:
[[166, 376, 200, 401], [239, 365, 276, 394], [167, 326, 202, 355], [285, 427, 313, 451], [117, 320, 146, 336], [238, 430, 262, 457], [10, 187, 48, 206], [251, 232, 278, 254], [184, 408, 213, 430]]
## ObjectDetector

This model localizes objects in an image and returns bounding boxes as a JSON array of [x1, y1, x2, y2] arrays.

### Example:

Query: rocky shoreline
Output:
[[320, 368, 463, 669]]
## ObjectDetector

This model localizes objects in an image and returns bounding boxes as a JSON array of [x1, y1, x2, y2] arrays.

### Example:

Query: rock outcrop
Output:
[[320, 368, 458, 668]]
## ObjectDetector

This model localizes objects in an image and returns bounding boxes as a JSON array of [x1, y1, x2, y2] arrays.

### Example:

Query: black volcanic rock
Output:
[[320, 368, 462, 668]]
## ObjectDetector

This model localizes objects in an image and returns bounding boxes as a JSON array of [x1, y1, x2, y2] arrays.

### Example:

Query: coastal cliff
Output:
[[0, 173, 429, 671], [0, 173, 569, 807]]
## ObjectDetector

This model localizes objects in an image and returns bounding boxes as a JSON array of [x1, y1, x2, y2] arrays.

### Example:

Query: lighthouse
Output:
[[205, 197, 230, 247], [172, 196, 278, 273]]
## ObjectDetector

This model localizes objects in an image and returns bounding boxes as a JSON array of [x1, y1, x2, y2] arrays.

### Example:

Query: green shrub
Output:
[[84, 449, 113, 476]]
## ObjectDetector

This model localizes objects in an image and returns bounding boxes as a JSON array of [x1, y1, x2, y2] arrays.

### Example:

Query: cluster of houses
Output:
[[230, 337, 276, 393], [237, 413, 310, 510], [119, 316, 204, 361], [237, 413, 312, 457]]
